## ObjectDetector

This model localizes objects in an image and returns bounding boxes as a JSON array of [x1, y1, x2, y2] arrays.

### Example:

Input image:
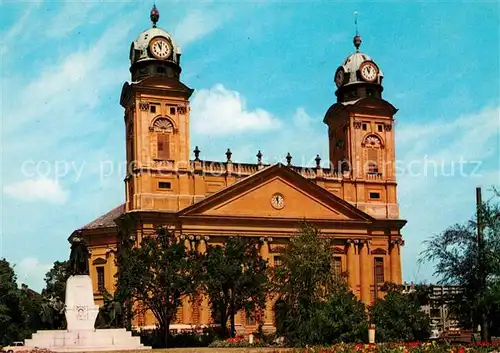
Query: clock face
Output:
[[129, 43, 135, 62], [334, 67, 345, 87], [271, 193, 285, 210], [359, 61, 378, 82], [149, 37, 171, 60]]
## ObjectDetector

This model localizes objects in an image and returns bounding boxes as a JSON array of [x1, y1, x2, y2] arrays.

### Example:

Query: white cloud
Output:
[[44, 1, 104, 38], [15, 257, 52, 292], [397, 105, 499, 163], [396, 106, 500, 283], [191, 84, 282, 136], [173, 8, 232, 47], [0, 1, 42, 56], [3, 178, 69, 204]]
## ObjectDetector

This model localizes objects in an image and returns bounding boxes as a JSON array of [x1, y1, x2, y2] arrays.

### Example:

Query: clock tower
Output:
[[120, 6, 194, 212], [324, 33, 399, 218]]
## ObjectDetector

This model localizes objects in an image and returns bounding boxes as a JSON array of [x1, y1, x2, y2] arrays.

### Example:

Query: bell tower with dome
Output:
[[120, 5, 194, 212], [324, 31, 398, 218]]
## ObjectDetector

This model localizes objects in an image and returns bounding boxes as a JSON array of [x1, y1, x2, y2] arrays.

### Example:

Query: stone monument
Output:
[[24, 235, 149, 351]]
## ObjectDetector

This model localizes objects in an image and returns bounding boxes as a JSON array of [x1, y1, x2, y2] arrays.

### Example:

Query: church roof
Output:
[[178, 163, 376, 222], [80, 204, 125, 230]]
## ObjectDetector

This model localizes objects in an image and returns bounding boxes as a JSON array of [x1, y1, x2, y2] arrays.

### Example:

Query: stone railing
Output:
[[145, 159, 350, 181], [365, 173, 384, 180]]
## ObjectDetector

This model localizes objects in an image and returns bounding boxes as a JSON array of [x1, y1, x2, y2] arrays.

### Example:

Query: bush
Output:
[[208, 336, 269, 348], [370, 287, 431, 343], [293, 341, 500, 353], [276, 289, 368, 346]]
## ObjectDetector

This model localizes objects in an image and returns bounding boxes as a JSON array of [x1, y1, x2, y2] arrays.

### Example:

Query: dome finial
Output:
[[353, 11, 362, 52], [150, 3, 160, 28]]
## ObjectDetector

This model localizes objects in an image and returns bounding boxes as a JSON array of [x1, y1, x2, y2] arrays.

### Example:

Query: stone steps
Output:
[[24, 329, 150, 352]]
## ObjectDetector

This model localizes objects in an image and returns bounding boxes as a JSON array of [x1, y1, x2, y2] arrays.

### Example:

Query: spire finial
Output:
[[353, 11, 362, 52], [150, 4, 160, 28], [354, 11, 359, 36]]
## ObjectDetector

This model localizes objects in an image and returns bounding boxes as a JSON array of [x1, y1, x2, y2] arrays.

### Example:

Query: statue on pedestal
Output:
[[69, 235, 90, 276]]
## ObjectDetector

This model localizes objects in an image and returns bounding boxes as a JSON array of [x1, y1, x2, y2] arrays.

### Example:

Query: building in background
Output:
[[71, 6, 407, 333], [403, 282, 463, 335]]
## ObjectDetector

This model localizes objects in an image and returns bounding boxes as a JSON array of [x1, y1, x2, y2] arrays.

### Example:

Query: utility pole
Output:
[[477, 187, 483, 245], [476, 187, 488, 341]]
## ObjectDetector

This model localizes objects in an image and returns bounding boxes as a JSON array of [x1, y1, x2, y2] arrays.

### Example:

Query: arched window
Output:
[[363, 135, 382, 175], [151, 117, 174, 160]]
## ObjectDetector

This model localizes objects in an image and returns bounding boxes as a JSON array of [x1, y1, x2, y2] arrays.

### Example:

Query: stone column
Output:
[[390, 239, 404, 284], [182, 236, 192, 324], [259, 237, 273, 326], [197, 236, 210, 325], [346, 239, 357, 291], [390, 241, 397, 283], [359, 240, 371, 304]]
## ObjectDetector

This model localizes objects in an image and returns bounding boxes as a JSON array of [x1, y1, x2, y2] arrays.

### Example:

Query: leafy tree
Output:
[[420, 191, 500, 341], [42, 260, 70, 302], [0, 259, 27, 345], [272, 224, 367, 346], [19, 284, 43, 334], [118, 227, 202, 347], [202, 236, 268, 337], [369, 284, 431, 342]]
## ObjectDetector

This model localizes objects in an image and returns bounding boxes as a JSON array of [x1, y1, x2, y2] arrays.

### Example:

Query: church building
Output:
[[74, 6, 406, 332]]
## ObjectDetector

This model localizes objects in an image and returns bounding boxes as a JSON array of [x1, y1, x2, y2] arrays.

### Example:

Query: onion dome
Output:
[[334, 34, 384, 102], [128, 5, 182, 81]]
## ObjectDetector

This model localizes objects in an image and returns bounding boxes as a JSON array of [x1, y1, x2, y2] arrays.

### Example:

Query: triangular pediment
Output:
[[178, 164, 374, 222]]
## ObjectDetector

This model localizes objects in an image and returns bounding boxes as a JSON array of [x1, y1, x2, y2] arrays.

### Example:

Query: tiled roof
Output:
[[80, 204, 125, 230]]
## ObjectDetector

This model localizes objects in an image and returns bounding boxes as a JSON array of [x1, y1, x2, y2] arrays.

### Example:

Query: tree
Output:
[[118, 227, 202, 347], [272, 224, 367, 346], [369, 284, 431, 342], [19, 284, 43, 334], [202, 236, 268, 338], [0, 259, 27, 345], [42, 260, 70, 302], [420, 192, 500, 341]]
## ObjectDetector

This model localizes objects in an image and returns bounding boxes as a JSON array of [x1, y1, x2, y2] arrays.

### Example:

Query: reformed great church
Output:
[[74, 6, 406, 332]]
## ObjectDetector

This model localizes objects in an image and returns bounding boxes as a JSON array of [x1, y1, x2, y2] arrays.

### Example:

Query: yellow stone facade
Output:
[[73, 9, 406, 333]]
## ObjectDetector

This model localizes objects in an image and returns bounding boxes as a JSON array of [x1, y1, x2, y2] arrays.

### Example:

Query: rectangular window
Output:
[[273, 255, 283, 267], [97, 267, 105, 292], [158, 181, 171, 189], [362, 123, 367, 131], [170, 107, 176, 115], [374, 258, 384, 284], [157, 134, 170, 160], [377, 124, 383, 132], [150, 105, 156, 113], [367, 149, 379, 174], [333, 256, 342, 274], [369, 192, 380, 199]]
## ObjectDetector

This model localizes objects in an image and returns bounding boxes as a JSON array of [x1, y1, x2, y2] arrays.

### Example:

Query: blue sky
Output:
[[1, 0, 499, 291]]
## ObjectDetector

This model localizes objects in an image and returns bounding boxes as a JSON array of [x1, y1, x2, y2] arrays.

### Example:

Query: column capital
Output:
[[358, 239, 371, 248], [390, 238, 405, 246], [259, 237, 273, 243]]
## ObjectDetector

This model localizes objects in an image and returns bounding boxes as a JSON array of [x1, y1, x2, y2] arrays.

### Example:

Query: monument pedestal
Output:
[[65, 275, 100, 331], [24, 275, 149, 352]]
